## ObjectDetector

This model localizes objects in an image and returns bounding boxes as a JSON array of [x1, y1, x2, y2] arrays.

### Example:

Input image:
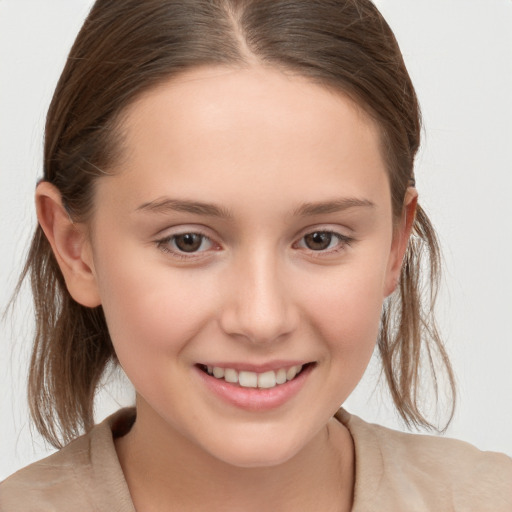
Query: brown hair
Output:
[[19, 0, 455, 448]]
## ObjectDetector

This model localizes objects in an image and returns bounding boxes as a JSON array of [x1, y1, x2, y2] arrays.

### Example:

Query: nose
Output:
[[218, 251, 299, 345]]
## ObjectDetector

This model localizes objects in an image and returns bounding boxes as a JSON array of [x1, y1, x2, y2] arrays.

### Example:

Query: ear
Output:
[[384, 187, 418, 297], [35, 181, 101, 307]]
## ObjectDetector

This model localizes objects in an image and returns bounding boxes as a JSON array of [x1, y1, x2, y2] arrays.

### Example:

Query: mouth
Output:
[[197, 362, 314, 389]]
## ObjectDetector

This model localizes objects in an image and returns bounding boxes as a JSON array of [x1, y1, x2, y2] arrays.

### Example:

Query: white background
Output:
[[1, 0, 511, 480]]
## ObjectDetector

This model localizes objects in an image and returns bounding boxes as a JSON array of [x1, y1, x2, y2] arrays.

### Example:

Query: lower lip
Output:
[[195, 364, 313, 412]]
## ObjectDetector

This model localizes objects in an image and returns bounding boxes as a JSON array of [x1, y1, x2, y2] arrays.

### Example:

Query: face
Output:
[[84, 66, 408, 467]]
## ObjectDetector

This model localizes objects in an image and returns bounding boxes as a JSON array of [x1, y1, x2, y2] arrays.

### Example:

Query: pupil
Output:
[[175, 234, 202, 252], [305, 232, 331, 250]]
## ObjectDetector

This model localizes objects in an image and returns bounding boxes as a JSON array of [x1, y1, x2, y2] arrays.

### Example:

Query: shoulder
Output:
[[0, 409, 135, 512], [337, 409, 512, 512], [0, 433, 94, 510]]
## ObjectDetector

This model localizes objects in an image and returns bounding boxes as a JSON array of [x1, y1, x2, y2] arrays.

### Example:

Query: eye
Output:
[[303, 232, 336, 251], [157, 232, 214, 255], [173, 233, 210, 252], [295, 230, 353, 253]]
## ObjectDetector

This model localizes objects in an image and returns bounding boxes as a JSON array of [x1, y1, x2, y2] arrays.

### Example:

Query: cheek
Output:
[[298, 257, 388, 358], [92, 245, 217, 364]]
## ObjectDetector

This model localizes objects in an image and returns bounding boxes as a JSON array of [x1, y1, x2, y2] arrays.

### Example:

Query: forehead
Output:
[[101, 65, 390, 216]]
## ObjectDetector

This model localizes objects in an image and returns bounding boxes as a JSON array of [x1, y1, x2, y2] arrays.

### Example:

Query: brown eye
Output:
[[174, 233, 206, 252], [303, 232, 334, 251], [156, 231, 216, 257]]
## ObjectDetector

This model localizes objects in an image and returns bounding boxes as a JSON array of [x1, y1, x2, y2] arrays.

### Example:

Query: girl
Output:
[[1, 1, 511, 510]]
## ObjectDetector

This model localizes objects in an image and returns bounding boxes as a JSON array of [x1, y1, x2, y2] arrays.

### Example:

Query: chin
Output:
[[206, 432, 306, 469]]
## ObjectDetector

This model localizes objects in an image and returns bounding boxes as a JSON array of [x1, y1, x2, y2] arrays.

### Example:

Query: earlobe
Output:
[[384, 187, 418, 297], [36, 181, 101, 308]]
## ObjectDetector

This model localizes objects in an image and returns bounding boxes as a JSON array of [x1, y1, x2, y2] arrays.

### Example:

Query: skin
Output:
[[36, 65, 417, 511]]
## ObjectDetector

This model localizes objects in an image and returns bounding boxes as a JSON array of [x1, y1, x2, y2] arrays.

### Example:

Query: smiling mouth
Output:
[[197, 363, 313, 389]]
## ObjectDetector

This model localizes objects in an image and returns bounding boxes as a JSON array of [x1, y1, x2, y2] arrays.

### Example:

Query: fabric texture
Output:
[[1, 408, 511, 511]]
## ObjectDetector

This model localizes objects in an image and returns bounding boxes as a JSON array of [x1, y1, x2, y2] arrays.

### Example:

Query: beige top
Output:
[[1, 408, 511, 511]]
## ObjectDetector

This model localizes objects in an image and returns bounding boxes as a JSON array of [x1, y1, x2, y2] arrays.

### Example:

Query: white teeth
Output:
[[286, 365, 301, 380], [224, 368, 238, 384], [213, 367, 225, 378], [239, 371, 258, 388], [276, 368, 287, 385], [258, 370, 277, 389], [207, 364, 306, 388]]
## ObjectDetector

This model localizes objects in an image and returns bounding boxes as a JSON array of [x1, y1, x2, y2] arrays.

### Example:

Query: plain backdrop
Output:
[[1, 0, 511, 480]]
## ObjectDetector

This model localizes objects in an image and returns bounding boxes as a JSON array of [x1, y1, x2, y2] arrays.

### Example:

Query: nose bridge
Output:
[[220, 247, 297, 344]]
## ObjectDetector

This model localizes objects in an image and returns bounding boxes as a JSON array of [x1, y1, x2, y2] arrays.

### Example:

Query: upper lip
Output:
[[197, 361, 313, 373]]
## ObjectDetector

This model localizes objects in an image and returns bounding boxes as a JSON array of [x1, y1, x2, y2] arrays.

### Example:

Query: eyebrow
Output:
[[293, 197, 375, 216], [136, 198, 233, 218], [135, 196, 374, 218]]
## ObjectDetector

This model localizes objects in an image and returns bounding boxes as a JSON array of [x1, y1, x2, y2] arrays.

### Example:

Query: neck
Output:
[[115, 400, 354, 512]]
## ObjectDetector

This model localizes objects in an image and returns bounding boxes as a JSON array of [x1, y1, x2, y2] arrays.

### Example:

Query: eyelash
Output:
[[155, 229, 354, 260], [293, 231, 354, 257], [156, 231, 217, 260]]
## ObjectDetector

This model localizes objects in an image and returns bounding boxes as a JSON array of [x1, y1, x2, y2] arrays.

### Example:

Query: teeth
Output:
[[239, 371, 258, 388], [258, 370, 277, 388], [213, 367, 225, 378], [276, 368, 287, 385], [207, 364, 304, 389], [224, 368, 238, 383], [286, 366, 298, 380]]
